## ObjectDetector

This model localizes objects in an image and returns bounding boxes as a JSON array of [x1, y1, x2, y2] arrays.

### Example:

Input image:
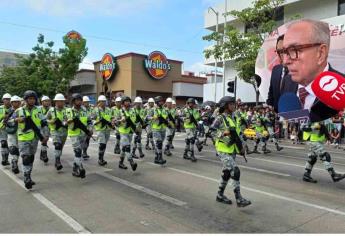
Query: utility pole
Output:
[[223, 0, 228, 96], [208, 7, 219, 101]]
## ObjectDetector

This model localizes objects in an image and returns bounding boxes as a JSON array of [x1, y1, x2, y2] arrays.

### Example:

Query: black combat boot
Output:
[[98, 155, 107, 166], [164, 147, 172, 156], [275, 143, 283, 151], [2, 153, 10, 166], [55, 157, 63, 171], [40, 149, 49, 163], [24, 172, 33, 190], [251, 145, 261, 154], [183, 149, 190, 159], [328, 168, 345, 182], [72, 163, 80, 177], [234, 187, 251, 207], [118, 157, 128, 170], [130, 160, 138, 171], [114, 144, 121, 154], [190, 151, 197, 162], [262, 145, 271, 154], [303, 169, 317, 183], [138, 148, 145, 158], [216, 187, 232, 205], [11, 159, 19, 174], [79, 164, 86, 178], [159, 153, 167, 165]]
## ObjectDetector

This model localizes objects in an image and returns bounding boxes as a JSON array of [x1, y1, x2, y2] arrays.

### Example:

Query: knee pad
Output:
[[124, 145, 131, 153], [222, 169, 231, 181], [116, 133, 120, 140], [185, 138, 190, 145], [190, 137, 195, 144], [1, 140, 8, 149], [320, 152, 331, 162], [156, 140, 163, 149], [9, 146, 19, 156], [149, 133, 153, 139], [22, 155, 31, 165], [136, 135, 141, 143], [167, 135, 173, 142], [232, 167, 241, 181], [99, 143, 107, 151], [308, 154, 317, 165], [54, 142, 63, 151], [74, 148, 82, 157]]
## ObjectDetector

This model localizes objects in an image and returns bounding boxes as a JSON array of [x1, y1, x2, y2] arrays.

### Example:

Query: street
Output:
[[1, 133, 345, 233]]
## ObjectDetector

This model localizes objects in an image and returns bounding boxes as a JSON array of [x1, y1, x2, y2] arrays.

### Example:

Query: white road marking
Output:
[[96, 172, 187, 207], [0, 167, 91, 234], [166, 167, 345, 217]]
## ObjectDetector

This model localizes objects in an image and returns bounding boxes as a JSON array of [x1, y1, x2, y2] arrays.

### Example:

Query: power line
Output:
[[0, 20, 201, 55]]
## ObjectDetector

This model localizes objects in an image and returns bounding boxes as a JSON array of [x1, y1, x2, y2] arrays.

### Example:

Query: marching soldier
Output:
[[163, 97, 176, 156], [6, 95, 21, 174], [0, 93, 11, 166], [147, 96, 167, 165], [145, 98, 156, 151], [131, 97, 146, 159], [170, 100, 177, 149], [182, 98, 203, 162], [251, 107, 271, 154], [302, 121, 345, 183], [116, 96, 138, 171], [46, 94, 68, 171], [234, 104, 250, 153], [93, 95, 113, 166], [66, 93, 93, 178], [15, 90, 48, 189], [211, 96, 251, 207], [263, 106, 283, 152], [112, 97, 122, 154], [82, 96, 93, 160], [39, 95, 51, 163]]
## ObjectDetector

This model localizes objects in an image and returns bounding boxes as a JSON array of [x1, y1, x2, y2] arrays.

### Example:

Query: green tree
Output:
[[0, 33, 87, 98], [203, 0, 284, 104]]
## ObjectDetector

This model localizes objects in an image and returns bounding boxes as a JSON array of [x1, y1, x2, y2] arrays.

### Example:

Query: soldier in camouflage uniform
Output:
[[46, 93, 68, 171], [211, 96, 251, 207], [164, 97, 176, 156], [0, 93, 12, 166], [112, 97, 122, 154], [131, 97, 146, 159], [39, 95, 51, 163], [145, 98, 156, 151]]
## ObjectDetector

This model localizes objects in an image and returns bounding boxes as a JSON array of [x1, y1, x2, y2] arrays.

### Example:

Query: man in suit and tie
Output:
[[266, 34, 289, 113], [278, 19, 345, 183]]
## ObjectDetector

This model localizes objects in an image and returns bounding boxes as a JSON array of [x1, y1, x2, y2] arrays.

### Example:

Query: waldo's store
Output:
[[92, 51, 206, 105]]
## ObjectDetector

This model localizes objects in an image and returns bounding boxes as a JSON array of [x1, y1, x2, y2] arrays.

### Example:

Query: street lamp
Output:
[[208, 6, 219, 102]]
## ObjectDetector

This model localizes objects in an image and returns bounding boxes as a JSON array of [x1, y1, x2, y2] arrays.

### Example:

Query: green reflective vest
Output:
[[66, 107, 89, 137], [183, 108, 200, 129], [152, 107, 168, 130], [48, 107, 67, 132], [215, 115, 239, 154], [118, 109, 137, 134], [94, 107, 112, 131], [16, 106, 42, 141]]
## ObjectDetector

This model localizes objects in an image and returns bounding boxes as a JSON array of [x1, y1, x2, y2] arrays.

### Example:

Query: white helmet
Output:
[[54, 93, 66, 101], [166, 97, 173, 103], [172, 100, 176, 105], [134, 97, 142, 103], [41, 95, 50, 101], [10, 95, 21, 102], [2, 93, 11, 100], [98, 95, 107, 102], [83, 96, 90, 102], [148, 98, 155, 103], [205, 105, 211, 110], [115, 97, 122, 102]]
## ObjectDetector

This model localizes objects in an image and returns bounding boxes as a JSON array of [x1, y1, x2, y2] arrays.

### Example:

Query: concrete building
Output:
[[69, 69, 97, 104], [204, 0, 345, 103]]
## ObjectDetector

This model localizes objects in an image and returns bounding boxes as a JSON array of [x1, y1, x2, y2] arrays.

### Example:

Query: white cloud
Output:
[[2, 0, 163, 17]]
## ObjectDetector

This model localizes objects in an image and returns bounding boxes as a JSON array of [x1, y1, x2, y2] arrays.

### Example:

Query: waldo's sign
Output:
[[144, 51, 171, 80], [100, 53, 117, 81], [65, 30, 82, 44]]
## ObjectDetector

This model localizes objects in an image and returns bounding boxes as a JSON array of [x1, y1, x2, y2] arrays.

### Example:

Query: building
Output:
[[74, 51, 206, 105], [204, 0, 345, 103]]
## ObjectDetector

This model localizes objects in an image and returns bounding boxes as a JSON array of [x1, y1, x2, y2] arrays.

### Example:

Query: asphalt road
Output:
[[1, 132, 345, 233]]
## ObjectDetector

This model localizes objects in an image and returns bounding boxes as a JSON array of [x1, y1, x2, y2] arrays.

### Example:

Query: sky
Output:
[[0, 0, 223, 75]]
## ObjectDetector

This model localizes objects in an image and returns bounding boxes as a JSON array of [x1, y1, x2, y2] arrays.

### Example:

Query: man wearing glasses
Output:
[[279, 19, 345, 183], [278, 19, 340, 122]]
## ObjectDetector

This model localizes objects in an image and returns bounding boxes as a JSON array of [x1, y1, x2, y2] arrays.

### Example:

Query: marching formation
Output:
[[1, 91, 345, 209]]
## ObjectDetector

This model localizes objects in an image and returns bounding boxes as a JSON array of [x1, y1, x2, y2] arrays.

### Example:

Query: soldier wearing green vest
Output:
[[15, 90, 49, 189], [263, 106, 283, 152], [66, 93, 93, 178], [116, 96, 138, 171], [251, 107, 271, 154], [131, 97, 146, 159], [82, 96, 93, 160], [302, 121, 345, 183], [233, 104, 249, 153], [39, 95, 51, 164], [147, 96, 167, 165], [0, 93, 12, 166], [182, 98, 203, 162], [7, 95, 21, 174], [211, 96, 251, 208], [145, 98, 156, 151], [112, 96, 122, 154], [170, 99, 177, 149], [46, 93, 68, 171], [93, 95, 113, 166], [163, 97, 176, 156]]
